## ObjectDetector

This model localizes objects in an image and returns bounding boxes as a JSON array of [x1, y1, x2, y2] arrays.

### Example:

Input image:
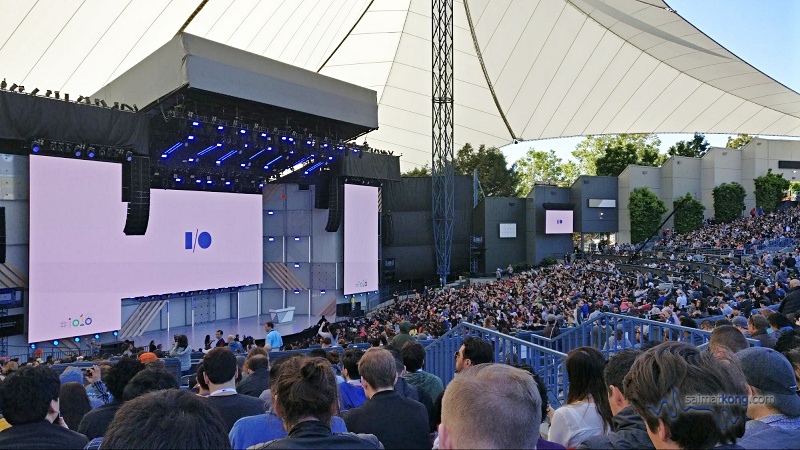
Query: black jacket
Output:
[[779, 286, 800, 316], [77, 400, 123, 440], [0, 419, 89, 449], [253, 420, 383, 449], [344, 390, 431, 450], [577, 407, 654, 449], [238, 367, 270, 397]]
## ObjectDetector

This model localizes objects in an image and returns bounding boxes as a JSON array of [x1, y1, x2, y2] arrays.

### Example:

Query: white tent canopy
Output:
[[1, 0, 798, 169]]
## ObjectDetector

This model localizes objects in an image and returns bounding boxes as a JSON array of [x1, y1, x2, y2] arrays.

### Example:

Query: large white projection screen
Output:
[[545, 210, 574, 234], [343, 184, 378, 296], [29, 156, 263, 343]]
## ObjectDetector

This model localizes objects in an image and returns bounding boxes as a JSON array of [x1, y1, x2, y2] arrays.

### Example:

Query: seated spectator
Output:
[[228, 335, 244, 354], [439, 364, 541, 449], [0, 365, 89, 449], [775, 329, 800, 353], [769, 313, 799, 340], [339, 349, 367, 413], [603, 328, 633, 351], [326, 350, 346, 384], [784, 349, 800, 388], [122, 369, 179, 401], [237, 354, 269, 398], [194, 362, 210, 396], [548, 347, 612, 448], [515, 365, 565, 450], [749, 315, 777, 349], [578, 349, 652, 449], [383, 345, 432, 411], [778, 279, 800, 316], [78, 358, 144, 440], [708, 325, 750, 356], [59, 382, 91, 432], [402, 342, 444, 402], [60, 365, 110, 409], [249, 356, 382, 449], [102, 389, 231, 449], [202, 348, 267, 432], [731, 316, 750, 337], [169, 334, 193, 376], [737, 347, 800, 449], [229, 354, 349, 449], [344, 348, 430, 449], [624, 341, 747, 449]]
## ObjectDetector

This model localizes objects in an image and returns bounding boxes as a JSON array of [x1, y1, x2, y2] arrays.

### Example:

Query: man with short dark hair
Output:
[[402, 341, 444, 402], [215, 329, 226, 347], [578, 349, 652, 449], [624, 341, 747, 449], [344, 348, 430, 449], [78, 358, 144, 440], [202, 347, 266, 431], [264, 322, 283, 351], [708, 325, 750, 355], [102, 390, 231, 449], [339, 348, 367, 413], [748, 315, 777, 349], [0, 365, 89, 449], [237, 354, 270, 397]]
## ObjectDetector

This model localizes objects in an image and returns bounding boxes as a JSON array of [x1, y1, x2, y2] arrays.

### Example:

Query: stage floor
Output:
[[136, 314, 324, 350]]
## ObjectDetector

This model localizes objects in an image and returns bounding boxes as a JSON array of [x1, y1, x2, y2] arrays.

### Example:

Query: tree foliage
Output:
[[596, 143, 639, 177], [754, 168, 790, 212], [673, 192, 705, 235], [516, 148, 579, 195], [401, 164, 430, 177], [712, 182, 746, 223], [668, 133, 710, 158], [629, 187, 667, 244], [726, 134, 754, 149], [454, 143, 520, 197], [572, 134, 662, 175]]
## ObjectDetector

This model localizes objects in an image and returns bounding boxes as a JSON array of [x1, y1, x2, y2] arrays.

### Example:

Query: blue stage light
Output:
[[94, 334, 100, 339], [260, 132, 268, 138], [217, 125, 224, 131], [74, 337, 80, 343], [240, 129, 247, 135], [206, 179, 213, 185], [294, 290, 300, 294], [192, 121, 200, 127], [175, 177, 182, 183], [294, 263, 300, 268], [259, 183, 265, 188], [75, 148, 82, 157], [30, 343, 36, 349], [196, 179, 202, 184], [188, 158, 195, 162], [328, 156, 334, 161], [294, 237, 300, 241], [281, 136, 287, 141], [32, 145, 40, 153], [188, 135, 195, 141], [268, 237, 275, 242], [87, 148, 95, 158], [306, 140, 312, 146], [126, 152, 133, 162], [225, 181, 231, 186], [268, 210, 274, 215], [53, 340, 60, 346], [113, 331, 119, 337], [320, 290, 326, 294]]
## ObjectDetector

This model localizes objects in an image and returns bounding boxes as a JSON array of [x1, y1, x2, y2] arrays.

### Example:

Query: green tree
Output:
[[673, 193, 705, 234], [712, 182, 746, 223], [596, 143, 639, 177], [516, 149, 578, 195], [401, 164, 430, 177], [726, 134, 754, 149], [455, 143, 520, 197], [629, 187, 667, 244], [754, 168, 790, 212], [668, 133, 710, 158], [572, 134, 662, 175]]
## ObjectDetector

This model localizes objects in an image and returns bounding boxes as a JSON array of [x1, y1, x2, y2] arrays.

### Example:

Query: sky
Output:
[[500, 0, 800, 166]]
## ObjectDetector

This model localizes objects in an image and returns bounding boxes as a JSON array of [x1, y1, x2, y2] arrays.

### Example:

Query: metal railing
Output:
[[526, 313, 760, 357], [424, 322, 569, 405]]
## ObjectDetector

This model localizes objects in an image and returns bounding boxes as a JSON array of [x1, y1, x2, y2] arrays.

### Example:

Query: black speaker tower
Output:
[[122, 156, 151, 236]]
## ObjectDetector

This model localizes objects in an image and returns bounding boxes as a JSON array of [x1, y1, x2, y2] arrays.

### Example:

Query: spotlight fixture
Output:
[[320, 290, 326, 294], [53, 340, 60, 346], [0, 79, 5, 90], [74, 337, 80, 343], [29, 343, 36, 349], [87, 147, 95, 158], [30, 87, 39, 95], [94, 334, 100, 339], [113, 331, 119, 337], [9, 84, 18, 92], [31, 139, 43, 153], [125, 151, 133, 162]]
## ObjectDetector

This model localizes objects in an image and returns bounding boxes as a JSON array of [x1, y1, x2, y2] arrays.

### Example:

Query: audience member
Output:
[[58, 382, 91, 432], [169, 334, 193, 375], [402, 341, 444, 402], [344, 348, 430, 449], [339, 349, 367, 413], [194, 362, 210, 396], [102, 389, 231, 449], [515, 365, 566, 450], [0, 365, 89, 449], [624, 341, 747, 449], [237, 354, 270, 398], [748, 315, 777, 349], [249, 356, 382, 449], [549, 347, 613, 448], [228, 335, 244, 354], [383, 345, 433, 416], [78, 357, 144, 440], [708, 325, 750, 355], [202, 347, 266, 432], [439, 364, 541, 449], [264, 322, 283, 351]]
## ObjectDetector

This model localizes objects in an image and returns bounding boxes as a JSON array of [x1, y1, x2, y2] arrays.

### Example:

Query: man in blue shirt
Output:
[[264, 322, 283, 351]]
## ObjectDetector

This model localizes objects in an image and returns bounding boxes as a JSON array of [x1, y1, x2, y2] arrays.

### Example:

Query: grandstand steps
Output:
[[119, 300, 168, 340]]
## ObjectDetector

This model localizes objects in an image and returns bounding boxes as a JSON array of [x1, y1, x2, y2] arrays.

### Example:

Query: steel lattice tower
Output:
[[432, 0, 454, 284]]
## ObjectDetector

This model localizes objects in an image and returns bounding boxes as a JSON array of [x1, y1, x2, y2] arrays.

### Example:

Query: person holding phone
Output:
[[169, 334, 193, 376]]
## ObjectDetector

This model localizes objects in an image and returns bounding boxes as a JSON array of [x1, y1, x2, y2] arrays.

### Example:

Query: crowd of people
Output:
[[1, 207, 800, 448]]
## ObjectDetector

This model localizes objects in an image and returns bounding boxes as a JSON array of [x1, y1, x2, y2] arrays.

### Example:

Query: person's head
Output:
[[309, 348, 327, 358], [106, 358, 145, 400], [103, 389, 231, 450], [785, 349, 800, 388], [59, 381, 91, 430], [245, 354, 269, 374], [176, 334, 188, 349], [708, 325, 749, 355], [748, 314, 769, 334], [731, 315, 748, 332], [216, 330, 223, 340], [603, 349, 643, 416], [123, 369, 179, 401], [342, 348, 363, 381], [272, 356, 338, 431], [455, 336, 494, 373], [227, 334, 235, 344], [326, 350, 341, 367], [203, 347, 237, 386], [321, 337, 332, 347], [715, 318, 732, 327], [2, 360, 18, 374], [358, 348, 397, 395], [768, 313, 794, 332], [144, 358, 166, 371], [264, 322, 274, 332], [195, 362, 209, 393], [515, 365, 549, 425], [382, 345, 405, 376], [440, 364, 541, 449], [699, 320, 712, 331], [624, 341, 747, 449], [402, 341, 426, 373], [565, 347, 613, 430], [776, 330, 800, 353], [0, 365, 61, 425], [737, 347, 800, 419]]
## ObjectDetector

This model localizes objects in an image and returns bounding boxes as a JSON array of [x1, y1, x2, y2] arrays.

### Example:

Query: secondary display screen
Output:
[[343, 184, 378, 296], [545, 210, 574, 234], [29, 156, 262, 343]]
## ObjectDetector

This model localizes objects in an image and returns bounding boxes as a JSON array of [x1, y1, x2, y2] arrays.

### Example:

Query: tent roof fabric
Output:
[[1, 0, 798, 170]]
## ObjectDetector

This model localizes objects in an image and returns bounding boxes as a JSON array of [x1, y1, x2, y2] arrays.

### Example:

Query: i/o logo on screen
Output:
[[557, 219, 563, 224], [185, 230, 212, 252], [355, 280, 368, 288], [61, 314, 92, 328]]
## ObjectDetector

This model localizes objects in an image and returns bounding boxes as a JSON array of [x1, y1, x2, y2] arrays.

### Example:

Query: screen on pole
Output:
[[343, 184, 378, 296], [28, 156, 263, 343], [545, 210, 574, 234]]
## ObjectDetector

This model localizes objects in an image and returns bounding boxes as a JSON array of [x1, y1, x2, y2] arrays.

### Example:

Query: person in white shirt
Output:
[[548, 347, 613, 447]]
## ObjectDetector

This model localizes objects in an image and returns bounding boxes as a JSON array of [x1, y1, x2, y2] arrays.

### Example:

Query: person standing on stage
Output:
[[264, 322, 283, 352]]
